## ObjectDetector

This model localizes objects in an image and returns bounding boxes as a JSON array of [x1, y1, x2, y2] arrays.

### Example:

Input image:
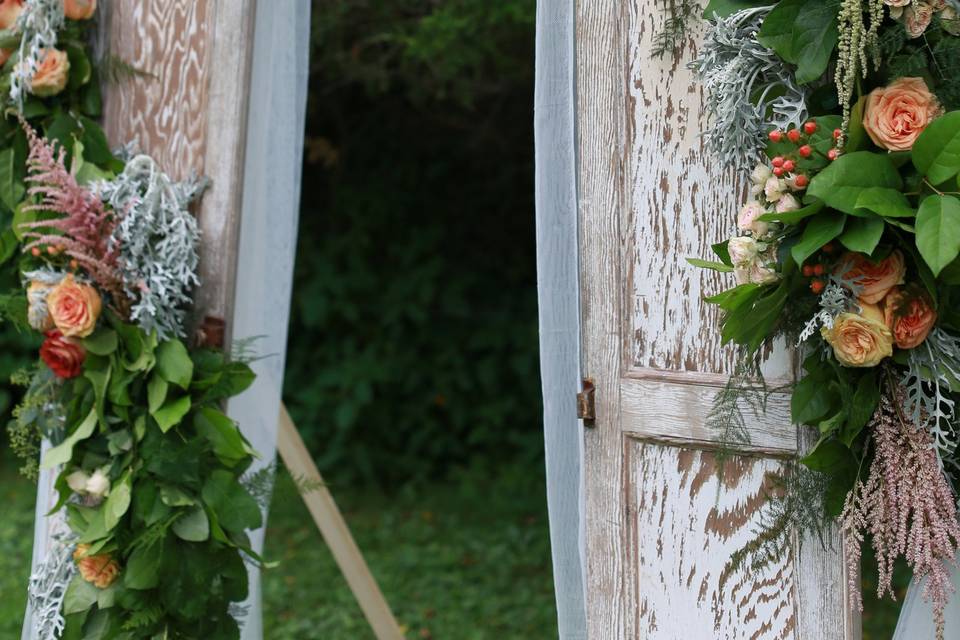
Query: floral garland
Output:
[[690, 0, 960, 636], [0, 1, 265, 638]]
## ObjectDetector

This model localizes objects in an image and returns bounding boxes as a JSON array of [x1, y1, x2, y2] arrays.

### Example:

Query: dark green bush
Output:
[[284, 1, 540, 483]]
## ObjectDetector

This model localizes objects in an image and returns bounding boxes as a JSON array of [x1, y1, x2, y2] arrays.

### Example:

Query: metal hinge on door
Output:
[[577, 379, 596, 426]]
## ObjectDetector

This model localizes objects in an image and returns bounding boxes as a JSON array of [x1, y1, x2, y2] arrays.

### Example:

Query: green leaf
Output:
[[703, 0, 769, 18], [125, 542, 162, 590], [791, 211, 846, 265], [843, 371, 880, 445], [195, 407, 256, 467], [42, 409, 97, 469], [82, 328, 118, 356], [160, 485, 195, 507], [854, 187, 916, 218], [916, 195, 960, 277], [152, 395, 191, 433], [912, 110, 960, 185], [806, 152, 903, 215], [712, 240, 732, 265], [721, 283, 789, 352], [0, 147, 24, 213], [846, 96, 868, 152], [63, 575, 99, 615], [103, 473, 132, 531], [839, 215, 885, 254], [758, 0, 840, 84], [757, 200, 824, 224], [12, 200, 36, 241], [705, 283, 761, 311], [156, 339, 193, 389], [686, 258, 733, 272], [147, 375, 168, 413], [172, 505, 210, 542], [800, 437, 857, 473], [791, 376, 840, 425], [64, 42, 92, 89], [202, 470, 263, 532]]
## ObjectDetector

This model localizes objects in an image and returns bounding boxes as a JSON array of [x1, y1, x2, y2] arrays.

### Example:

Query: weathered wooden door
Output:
[[540, 1, 859, 638]]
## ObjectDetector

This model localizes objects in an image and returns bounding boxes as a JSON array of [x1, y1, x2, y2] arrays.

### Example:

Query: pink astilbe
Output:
[[17, 120, 124, 301], [841, 388, 960, 640]]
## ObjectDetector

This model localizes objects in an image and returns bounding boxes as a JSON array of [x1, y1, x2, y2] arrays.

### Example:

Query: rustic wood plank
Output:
[[276, 404, 405, 640], [534, 0, 588, 637]]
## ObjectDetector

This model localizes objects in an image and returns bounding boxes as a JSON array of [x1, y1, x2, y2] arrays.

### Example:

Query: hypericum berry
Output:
[[802, 264, 815, 277], [787, 129, 802, 143], [804, 121, 818, 135], [772, 156, 785, 167], [822, 242, 836, 254], [46, 245, 58, 256], [769, 129, 784, 142], [828, 148, 840, 161], [794, 174, 809, 188], [810, 279, 826, 295], [773, 166, 785, 177], [813, 263, 826, 277], [69, 259, 79, 271], [799, 145, 812, 158], [782, 159, 796, 172], [31, 247, 41, 257], [833, 128, 842, 140]]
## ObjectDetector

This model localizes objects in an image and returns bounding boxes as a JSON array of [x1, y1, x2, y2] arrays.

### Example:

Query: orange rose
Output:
[[74, 544, 120, 589], [863, 77, 942, 151], [64, 0, 95, 20], [883, 287, 937, 349], [29, 48, 70, 97], [0, 0, 25, 66], [821, 308, 894, 368], [839, 250, 906, 304], [46, 275, 101, 338]]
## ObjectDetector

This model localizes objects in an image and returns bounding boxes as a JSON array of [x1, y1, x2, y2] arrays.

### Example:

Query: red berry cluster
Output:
[[803, 242, 837, 295], [768, 121, 843, 186]]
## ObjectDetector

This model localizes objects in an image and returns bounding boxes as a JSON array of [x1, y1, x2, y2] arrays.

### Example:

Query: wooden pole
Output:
[[275, 404, 405, 640]]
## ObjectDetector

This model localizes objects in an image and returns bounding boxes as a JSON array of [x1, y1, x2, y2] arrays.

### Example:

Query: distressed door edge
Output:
[[534, 0, 589, 637]]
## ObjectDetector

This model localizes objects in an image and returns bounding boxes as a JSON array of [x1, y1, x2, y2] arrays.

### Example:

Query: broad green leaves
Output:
[[791, 211, 846, 265], [43, 409, 98, 469], [757, 0, 840, 84], [839, 216, 885, 254], [913, 111, 960, 185], [807, 152, 903, 215], [686, 258, 733, 272], [916, 195, 960, 276], [172, 506, 210, 542], [195, 407, 257, 467], [854, 188, 916, 218], [103, 473, 132, 531], [156, 339, 193, 389]]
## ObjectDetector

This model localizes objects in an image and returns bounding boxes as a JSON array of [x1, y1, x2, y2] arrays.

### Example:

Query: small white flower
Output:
[[751, 163, 773, 186], [764, 176, 786, 203], [776, 194, 801, 213], [728, 236, 759, 267], [66, 470, 90, 494], [85, 468, 111, 498]]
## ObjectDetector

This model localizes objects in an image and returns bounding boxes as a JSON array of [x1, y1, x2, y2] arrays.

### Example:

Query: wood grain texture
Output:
[[534, 0, 588, 636], [102, 0, 256, 323], [626, 440, 798, 639]]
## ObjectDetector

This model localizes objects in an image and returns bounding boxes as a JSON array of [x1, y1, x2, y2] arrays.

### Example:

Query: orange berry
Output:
[[810, 279, 825, 295], [804, 121, 818, 135]]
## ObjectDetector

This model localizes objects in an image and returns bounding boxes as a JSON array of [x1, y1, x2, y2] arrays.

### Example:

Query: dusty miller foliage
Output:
[[902, 328, 960, 460], [689, 6, 809, 171], [11, 0, 64, 106], [26, 529, 75, 640], [99, 154, 208, 340]]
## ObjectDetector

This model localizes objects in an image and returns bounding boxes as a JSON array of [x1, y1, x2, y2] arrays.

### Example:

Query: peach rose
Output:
[[46, 275, 101, 338], [821, 309, 894, 368], [883, 287, 937, 349], [29, 48, 70, 97], [839, 250, 906, 304], [64, 0, 96, 20], [0, 0, 25, 66], [863, 77, 941, 151], [74, 544, 120, 589]]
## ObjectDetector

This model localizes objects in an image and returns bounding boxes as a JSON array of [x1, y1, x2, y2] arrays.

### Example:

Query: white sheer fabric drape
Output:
[[20, 1, 310, 638], [894, 560, 960, 640]]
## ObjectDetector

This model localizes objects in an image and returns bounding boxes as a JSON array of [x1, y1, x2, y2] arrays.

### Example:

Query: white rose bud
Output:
[[85, 468, 111, 498], [728, 236, 759, 267], [66, 470, 90, 494], [764, 177, 786, 203], [776, 194, 801, 213], [751, 163, 773, 186]]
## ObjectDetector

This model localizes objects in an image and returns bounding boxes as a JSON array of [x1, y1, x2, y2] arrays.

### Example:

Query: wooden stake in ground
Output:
[[276, 404, 405, 640]]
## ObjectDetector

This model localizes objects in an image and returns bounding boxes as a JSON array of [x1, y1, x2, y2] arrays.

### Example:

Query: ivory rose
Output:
[[883, 287, 938, 349], [65, 467, 111, 498], [30, 48, 70, 97], [46, 274, 101, 337], [74, 544, 120, 589], [39, 330, 85, 378], [26, 279, 56, 331], [863, 77, 941, 151], [64, 0, 96, 20], [0, 0, 25, 66], [821, 308, 894, 368], [839, 250, 906, 304], [737, 201, 769, 236]]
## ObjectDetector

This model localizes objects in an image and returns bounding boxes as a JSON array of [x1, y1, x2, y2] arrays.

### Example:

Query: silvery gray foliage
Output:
[[27, 533, 75, 640], [902, 328, 960, 461], [99, 154, 208, 339], [689, 6, 809, 171], [796, 273, 863, 345], [11, 0, 65, 106]]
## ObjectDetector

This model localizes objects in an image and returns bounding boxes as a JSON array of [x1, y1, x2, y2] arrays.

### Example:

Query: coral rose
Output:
[[40, 330, 85, 378], [46, 275, 101, 338], [64, 0, 96, 20], [883, 287, 937, 349], [29, 48, 70, 97], [0, 0, 25, 66], [821, 309, 894, 368], [74, 544, 120, 589], [863, 77, 941, 151], [839, 250, 906, 304]]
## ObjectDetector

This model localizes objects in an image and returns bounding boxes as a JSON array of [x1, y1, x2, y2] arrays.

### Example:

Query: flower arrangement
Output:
[[687, 0, 960, 636], [0, 2, 266, 638]]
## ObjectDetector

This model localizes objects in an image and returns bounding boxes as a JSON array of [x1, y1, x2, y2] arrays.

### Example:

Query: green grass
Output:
[[0, 454, 558, 639]]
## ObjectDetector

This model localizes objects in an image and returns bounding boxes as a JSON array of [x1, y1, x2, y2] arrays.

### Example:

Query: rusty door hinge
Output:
[[577, 379, 596, 425]]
